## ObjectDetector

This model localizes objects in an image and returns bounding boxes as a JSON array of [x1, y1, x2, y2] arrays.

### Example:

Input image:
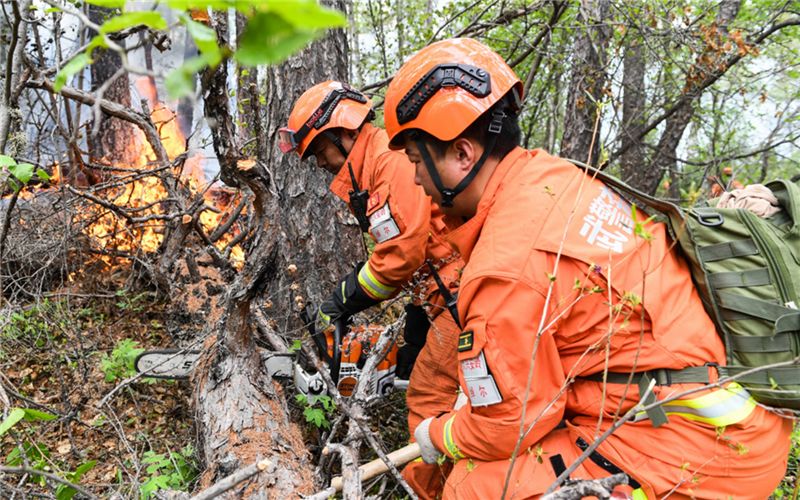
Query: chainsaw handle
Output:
[[330, 318, 344, 384], [301, 305, 333, 366]]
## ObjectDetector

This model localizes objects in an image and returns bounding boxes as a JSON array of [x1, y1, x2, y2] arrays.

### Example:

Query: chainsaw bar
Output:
[[134, 350, 300, 381], [134, 349, 200, 379]]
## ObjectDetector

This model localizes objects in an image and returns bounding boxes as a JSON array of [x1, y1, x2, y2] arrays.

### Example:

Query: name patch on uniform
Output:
[[369, 203, 392, 226], [369, 202, 400, 243], [458, 330, 474, 352], [461, 351, 502, 406], [461, 351, 488, 379], [464, 376, 503, 407]]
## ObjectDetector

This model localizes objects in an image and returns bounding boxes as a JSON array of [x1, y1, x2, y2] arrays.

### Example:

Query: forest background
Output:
[[0, 0, 799, 498]]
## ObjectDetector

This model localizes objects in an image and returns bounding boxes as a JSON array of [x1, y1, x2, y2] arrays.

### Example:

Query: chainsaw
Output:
[[134, 310, 404, 404]]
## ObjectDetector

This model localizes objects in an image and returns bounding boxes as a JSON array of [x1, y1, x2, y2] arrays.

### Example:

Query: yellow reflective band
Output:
[[357, 262, 397, 300], [341, 281, 347, 304], [442, 415, 465, 460], [635, 382, 756, 427], [318, 309, 331, 325], [632, 488, 649, 500]]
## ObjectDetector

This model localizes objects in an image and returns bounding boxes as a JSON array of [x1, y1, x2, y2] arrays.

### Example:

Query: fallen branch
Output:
[[542, 473, 628, 500], [188, 458, 273, 500], [0, 466, 97, 499]]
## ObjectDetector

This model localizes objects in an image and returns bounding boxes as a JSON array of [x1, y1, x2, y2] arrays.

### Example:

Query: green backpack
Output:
[[575, 161, 800, 410]]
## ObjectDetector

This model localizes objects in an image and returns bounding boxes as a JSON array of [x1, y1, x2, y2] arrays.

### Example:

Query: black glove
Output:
[[396, 304, 430, 379], [317, 264, 381, 330]]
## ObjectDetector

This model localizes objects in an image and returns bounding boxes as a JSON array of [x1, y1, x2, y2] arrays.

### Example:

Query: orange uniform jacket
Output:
[[329, 123, 454, 300], [427, 147, 791, 498]]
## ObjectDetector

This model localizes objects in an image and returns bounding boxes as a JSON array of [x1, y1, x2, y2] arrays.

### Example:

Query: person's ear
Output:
[[451, 137, 478, 171]]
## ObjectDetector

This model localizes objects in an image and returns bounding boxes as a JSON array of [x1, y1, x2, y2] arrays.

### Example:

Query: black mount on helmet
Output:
[[293, 84, 368, 153], [396, 63, 492, 125], [413, 108, 506, 208]]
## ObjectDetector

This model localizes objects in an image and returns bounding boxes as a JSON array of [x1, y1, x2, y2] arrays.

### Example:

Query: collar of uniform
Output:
[[329, 123, 378, 203], [445, 146, 529, 262]]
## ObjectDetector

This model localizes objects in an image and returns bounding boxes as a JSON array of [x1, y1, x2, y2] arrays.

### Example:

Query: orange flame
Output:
[[77, 78, 245, 269]]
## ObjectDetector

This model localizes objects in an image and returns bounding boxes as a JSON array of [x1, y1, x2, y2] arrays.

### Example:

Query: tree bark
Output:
[[643, 0, 742, 195], [618, 37, 646, 186], [194, 1, 360, 495], [87, 4, 136, 167], [559, 0, 611, 166], [0, 0, 31, 156]]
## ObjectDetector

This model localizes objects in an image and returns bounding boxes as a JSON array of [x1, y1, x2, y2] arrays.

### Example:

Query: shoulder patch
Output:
[[457, 330, 474, 352], [367, 192, 382, 211]]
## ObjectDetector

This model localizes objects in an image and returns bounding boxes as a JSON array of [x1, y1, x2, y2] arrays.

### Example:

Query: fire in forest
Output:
[[13, 78, 245, 269]]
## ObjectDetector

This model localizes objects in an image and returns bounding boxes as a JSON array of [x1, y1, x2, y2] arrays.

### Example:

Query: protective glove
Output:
[[317, 263, 381, 330], [396, 304, 430, 379], [414, 417, 444, 464]]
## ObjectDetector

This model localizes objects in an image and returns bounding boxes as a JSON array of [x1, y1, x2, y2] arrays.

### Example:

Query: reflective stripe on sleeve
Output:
[[632, 488, 649, 500], [442, 414, 465, 460], [635, 382, 756, 427], [357, 262, 397, 300]]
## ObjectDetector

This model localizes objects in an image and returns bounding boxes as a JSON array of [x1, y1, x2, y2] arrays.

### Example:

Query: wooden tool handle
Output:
[[331, 442, 421, 492]]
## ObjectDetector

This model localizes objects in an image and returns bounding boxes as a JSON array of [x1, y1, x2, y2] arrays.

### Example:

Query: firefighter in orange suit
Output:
[[382, 38, 792, 499], [279, 81, 461, 496]]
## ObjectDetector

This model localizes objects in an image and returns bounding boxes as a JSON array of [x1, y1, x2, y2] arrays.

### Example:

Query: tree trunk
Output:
[[618, 38, 646, 186], [559, 0, 611, 166], [0, 0, 31, 156], [87, 4, 136, 167], [194, 2, 360, 495], [643, 0, 742, 195]]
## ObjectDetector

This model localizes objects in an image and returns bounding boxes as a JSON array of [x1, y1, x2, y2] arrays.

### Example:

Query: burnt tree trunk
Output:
[[560, 0, 611, 166], [87, 4, 136, 168], [193, 2, 360, 496], [643, 0, 741, 195]]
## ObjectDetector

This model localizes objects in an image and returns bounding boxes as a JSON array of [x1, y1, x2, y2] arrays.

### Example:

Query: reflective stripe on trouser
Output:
[[357, 262, 397, 300], [633, 382, 756, 426]]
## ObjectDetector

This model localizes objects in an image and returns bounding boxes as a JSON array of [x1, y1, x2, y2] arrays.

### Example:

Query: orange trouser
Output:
[[438, 406, 791, 500], [402, 312, 460, 500]]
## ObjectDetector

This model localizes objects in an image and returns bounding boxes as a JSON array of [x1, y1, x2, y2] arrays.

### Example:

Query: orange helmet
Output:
[[279, 81, 373, 159], [384, 38, 523, 149]]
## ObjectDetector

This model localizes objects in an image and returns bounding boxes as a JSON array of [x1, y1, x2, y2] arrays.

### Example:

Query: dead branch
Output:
[[542, 473, 628, 500], [189, 458, 273, 500], [0, 466, 98, 498], [323, 443, 360, 497]]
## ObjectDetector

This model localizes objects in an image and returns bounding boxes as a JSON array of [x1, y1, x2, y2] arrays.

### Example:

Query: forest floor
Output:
[[0, 260, 413, 499]]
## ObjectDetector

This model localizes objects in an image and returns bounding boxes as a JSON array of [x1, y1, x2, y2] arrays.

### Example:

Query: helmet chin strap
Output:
[[413, 109, 506, 208], [322, 130, 350, 160]]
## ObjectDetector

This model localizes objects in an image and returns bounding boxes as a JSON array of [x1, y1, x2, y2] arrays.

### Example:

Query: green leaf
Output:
[[54, 53, 92, 92], [234, 11, 318, 66], [22, 408, 58, 422], [180, 13, 218, 55], [36, 169, 51, 182], [267, 1, 346, 30], [87, 35, 108, 54], [73, 460, 97, 479], [0, 155, 15, 167], [165, 55, 210, 99], [99, 11, 167, 34], [0, 408, 26, 436], [9, 162, 34, 184], [85, 0, 125, 7], [45, 7, 61, 13]]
